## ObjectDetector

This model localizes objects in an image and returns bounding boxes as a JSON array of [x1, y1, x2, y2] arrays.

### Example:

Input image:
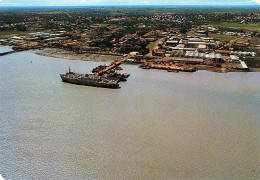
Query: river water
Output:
[[0, 48, 259, 180]]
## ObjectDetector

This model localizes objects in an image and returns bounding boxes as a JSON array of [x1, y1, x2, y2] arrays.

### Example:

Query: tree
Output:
[[16, 25, 27, 31]]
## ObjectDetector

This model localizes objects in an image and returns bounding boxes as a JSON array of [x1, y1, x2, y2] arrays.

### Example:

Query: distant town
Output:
[[0, 7, 259, 73]]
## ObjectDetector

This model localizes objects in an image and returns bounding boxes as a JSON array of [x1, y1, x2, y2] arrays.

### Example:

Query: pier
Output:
[[98, 54, 130, 75]]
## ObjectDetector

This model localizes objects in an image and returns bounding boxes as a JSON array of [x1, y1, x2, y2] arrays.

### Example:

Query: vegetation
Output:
[[211, 22, 260, 33], [243, 58, 260, 68], [236, 38, 251, 44], [0, 31, 29, 36], [0, 7, 259, 58], [209, 33, 238, 41], [146, 41, 157, 51], [247, 38, 260, 54], [90, 24, 109, 28], [1, 6, 260, 14]]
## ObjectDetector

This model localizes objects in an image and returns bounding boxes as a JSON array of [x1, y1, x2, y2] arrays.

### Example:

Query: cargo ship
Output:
[[60, 69, 120, 89]]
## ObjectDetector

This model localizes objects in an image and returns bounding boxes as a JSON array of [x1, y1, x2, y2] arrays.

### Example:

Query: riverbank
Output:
[[249, 68, 260, 72], [30, 48, 119, 62]]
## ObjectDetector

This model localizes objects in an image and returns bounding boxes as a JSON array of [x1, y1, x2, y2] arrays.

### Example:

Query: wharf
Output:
[[150, 65, 196, 72], [140, 61, 197, 72], [98, 55, 130, 75]]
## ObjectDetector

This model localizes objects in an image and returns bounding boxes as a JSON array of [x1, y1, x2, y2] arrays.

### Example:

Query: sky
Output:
[[0, 0, 259, 6]]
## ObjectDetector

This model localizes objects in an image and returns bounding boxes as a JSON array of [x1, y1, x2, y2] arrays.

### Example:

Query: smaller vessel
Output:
[[139, 65, 151, 69], [167, 68, 179, 73], [115, 66, 123, 70], [92, 65, 108, 73]]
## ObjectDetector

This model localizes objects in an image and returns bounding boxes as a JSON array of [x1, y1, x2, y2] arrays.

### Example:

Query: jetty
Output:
[[98, 54, 130, 75]]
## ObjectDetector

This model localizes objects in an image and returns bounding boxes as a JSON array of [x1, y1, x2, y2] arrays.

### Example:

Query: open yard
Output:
[[0, 31, 29, 36], [211, 22, 260, 33], [243, 58, 260, 68], [209, 33, 238, 41], [90, 24, 109, 28], [146, 41, 157, 51]]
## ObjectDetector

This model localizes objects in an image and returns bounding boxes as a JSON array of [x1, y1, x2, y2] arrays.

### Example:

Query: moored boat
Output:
[[60, 70, 120, 89]]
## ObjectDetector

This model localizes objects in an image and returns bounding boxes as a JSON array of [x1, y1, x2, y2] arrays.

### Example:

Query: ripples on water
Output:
[[0, 48, 259, 179]]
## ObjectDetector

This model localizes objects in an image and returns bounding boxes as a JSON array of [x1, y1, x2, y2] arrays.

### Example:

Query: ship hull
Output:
[[60, 75, 119, 89]]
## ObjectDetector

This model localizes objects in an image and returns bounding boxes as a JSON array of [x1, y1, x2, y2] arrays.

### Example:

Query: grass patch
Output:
[[146, 41, 157, 51], [90, 24, 109, 28], [187, 31, 196, 36], [0, 31, 29, 36], [244, 38, 260, 54], [211, 22, 260, 33], [248, 38, 260, 46], [236, 38, 250, 43], [243, 58, 260, 68], [209, 33, 238, 41], [35, 11, 64, 15]]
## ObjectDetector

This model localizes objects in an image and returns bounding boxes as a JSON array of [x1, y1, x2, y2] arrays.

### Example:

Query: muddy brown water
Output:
[[0, 48, 259, 179]]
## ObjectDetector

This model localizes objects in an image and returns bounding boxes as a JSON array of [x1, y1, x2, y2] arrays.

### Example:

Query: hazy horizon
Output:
[[0, 4, 259, 8], [0, 0, 260, 7]]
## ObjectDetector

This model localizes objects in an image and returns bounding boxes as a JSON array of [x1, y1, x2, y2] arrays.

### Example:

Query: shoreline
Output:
[[0, 45, 13, 49], [30, 48, 119, 62], [0, 46, 119, 62], [1, 46, 259, 72]]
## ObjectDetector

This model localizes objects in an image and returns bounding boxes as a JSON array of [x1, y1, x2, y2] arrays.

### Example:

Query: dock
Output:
[[98, 55, 130, 75]]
